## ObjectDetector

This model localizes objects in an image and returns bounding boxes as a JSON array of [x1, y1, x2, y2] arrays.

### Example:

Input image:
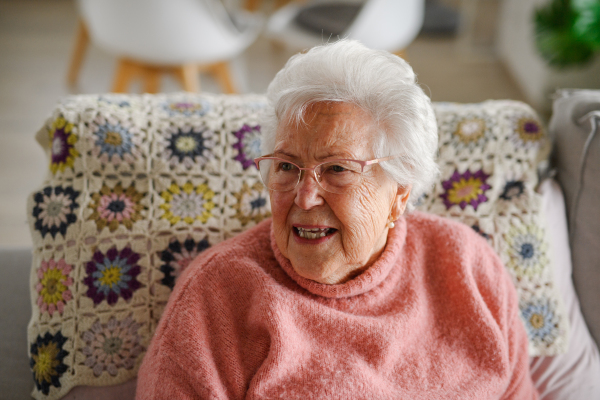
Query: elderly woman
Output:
[[136, 40, 537, 399]]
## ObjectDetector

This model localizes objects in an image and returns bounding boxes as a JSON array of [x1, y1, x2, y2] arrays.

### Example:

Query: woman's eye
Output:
[[322, 162, 361, 175], [278, 162, 295, 172], [330, 165, 346, 173]]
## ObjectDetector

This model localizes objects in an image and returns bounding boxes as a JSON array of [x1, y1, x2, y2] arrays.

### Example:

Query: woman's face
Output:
[[270, 102, 411, 284]]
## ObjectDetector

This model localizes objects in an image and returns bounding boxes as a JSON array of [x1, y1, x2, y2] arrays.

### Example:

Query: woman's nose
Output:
[[294, 171, 325, 209]]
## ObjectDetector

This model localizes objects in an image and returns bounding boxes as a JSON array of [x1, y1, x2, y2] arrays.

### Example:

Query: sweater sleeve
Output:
[[135, 249, 262, 400], [136, 221, 275, 400], [476, 238, 539, 400], [135, 265, 231, 400]]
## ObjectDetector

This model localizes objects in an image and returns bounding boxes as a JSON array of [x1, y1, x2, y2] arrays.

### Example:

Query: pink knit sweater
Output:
[[136, 212, 538, 399]]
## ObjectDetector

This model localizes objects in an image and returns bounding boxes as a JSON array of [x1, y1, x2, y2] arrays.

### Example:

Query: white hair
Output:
[[262, 39, 439, 209]]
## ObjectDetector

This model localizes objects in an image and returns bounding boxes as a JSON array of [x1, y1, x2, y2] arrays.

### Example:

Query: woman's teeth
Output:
[[296, 227, 332, 239]]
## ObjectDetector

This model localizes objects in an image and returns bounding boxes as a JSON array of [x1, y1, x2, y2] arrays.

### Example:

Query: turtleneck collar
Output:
[[270, 216, 408, 298]]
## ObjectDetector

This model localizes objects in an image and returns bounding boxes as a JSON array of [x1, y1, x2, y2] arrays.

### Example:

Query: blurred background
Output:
[[1, 0, 599, 249]]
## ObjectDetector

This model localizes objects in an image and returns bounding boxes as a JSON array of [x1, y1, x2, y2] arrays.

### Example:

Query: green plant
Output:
[[535, 0, 600, 68]]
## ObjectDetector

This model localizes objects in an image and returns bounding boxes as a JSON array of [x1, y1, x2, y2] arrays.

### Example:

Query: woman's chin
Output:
[[294, 265, 338, 284], [287, 233, 339, 282], [289, 257, 349, 284]]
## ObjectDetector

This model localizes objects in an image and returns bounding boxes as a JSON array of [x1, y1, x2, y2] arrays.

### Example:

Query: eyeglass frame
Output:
[[253, 154, 400, 194]]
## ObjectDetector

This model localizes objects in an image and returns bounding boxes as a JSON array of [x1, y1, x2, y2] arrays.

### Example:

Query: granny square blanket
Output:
[[26, 93, 567, 399]]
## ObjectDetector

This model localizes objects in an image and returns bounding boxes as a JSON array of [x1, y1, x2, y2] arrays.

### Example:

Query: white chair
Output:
[[67, 0, 263, 93], [265, 0, 425, 55]]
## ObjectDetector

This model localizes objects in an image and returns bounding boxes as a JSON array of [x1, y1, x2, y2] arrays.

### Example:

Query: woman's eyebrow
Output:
[[272, 150, 296, 159], [272, 150, 358, 161], [316, 151, 357, 160]]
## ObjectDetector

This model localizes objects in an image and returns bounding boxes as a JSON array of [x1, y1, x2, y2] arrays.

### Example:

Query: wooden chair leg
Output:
[[112, 59, 138, 93], [143, 67, 161, 93], [212, 62, 236, 94], [66, 19, 90, 86], [179, 64, 200, 92], [113, 60, 202, 93]]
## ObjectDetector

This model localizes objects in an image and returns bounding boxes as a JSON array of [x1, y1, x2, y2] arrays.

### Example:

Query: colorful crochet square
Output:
[[49, 117, 79, 174], [521, 298, 559, 346], [453, 118, 486, 144], [32, 186, 80, 239], [232, 182, 271, 226], [91, 119, 140, 166], [30, 331, 69, 395], [88, 183, 145, 232], [500, 180, 525, 200], [440, 169, 491, 210], [163, 125, 215, 168], [160, 182, 215, 225], [36, 259, 73, 316], [510, 116, 545, 149], [233, 124, 262, 169], [159, 237, 211, 289], [505, 224, 549, 279], [81, 315, 144, 377], [84, 247, 142, 306], [163, 100, 210, 117]]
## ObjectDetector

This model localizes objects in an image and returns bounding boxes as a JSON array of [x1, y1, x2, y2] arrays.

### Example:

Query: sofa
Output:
[[1, 90, 599, 399]]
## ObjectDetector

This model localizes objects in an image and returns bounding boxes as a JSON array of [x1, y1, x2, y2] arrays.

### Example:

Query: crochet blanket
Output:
[[26, 93, 567, 399]]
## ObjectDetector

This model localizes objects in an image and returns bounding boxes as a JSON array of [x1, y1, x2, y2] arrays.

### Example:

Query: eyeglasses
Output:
[[253, 155, 398, 194]]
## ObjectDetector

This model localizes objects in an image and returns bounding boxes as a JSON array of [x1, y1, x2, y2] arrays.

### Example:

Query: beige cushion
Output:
[[529, 180, 600, 399]]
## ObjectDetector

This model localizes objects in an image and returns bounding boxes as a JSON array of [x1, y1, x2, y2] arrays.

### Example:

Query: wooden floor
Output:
[[0, 0, 525, 247]]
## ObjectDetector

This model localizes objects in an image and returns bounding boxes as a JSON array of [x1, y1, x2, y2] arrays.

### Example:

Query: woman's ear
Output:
[[392, 185, 412, 219]]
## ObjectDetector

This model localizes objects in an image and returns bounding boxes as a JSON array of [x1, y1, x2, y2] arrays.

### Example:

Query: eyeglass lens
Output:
[[257, 158, 364, 194]]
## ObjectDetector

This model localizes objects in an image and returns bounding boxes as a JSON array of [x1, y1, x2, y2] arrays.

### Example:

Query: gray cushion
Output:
[[0, 247, 33, 399], [550, 89, 600, 347]]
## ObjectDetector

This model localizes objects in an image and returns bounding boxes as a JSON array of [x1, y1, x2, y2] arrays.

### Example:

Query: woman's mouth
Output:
[[294, 226, 337, 240]]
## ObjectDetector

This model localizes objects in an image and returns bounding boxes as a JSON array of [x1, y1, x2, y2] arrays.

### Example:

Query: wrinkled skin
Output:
[[270, 102, 411, 284]]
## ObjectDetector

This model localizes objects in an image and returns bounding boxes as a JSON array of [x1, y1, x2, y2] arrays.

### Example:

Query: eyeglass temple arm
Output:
[[364, 155, 399, 166], [254, 155, 276, 169]]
